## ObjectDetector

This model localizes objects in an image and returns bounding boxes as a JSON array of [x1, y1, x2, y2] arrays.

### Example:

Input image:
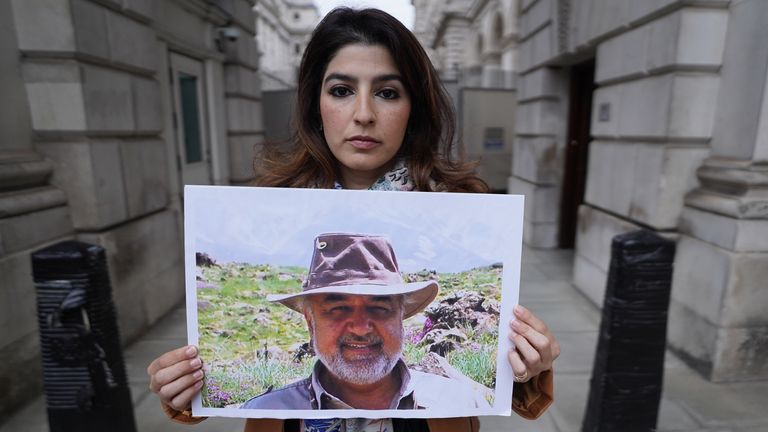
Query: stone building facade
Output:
[[0, 0, 262, 418], [416, 0, 767, 382], [255, 0, 318, 90], [413, 0, 520, 190]]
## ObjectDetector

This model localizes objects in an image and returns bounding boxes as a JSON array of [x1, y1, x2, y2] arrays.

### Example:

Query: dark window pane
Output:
[[179, 74, 202, 163]]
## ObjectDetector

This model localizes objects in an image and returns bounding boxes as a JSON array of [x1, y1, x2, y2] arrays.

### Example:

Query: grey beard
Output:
[[312, 326, 402, 386]]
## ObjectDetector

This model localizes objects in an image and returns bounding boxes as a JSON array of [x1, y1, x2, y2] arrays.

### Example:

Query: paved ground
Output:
[[3, 246, 768, 432]]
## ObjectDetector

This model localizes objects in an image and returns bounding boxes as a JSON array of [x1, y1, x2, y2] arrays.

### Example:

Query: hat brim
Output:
[[266, 280, 439, 319]]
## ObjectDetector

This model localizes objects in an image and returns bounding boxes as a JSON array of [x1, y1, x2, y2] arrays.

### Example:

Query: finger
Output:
[[509, 332, 542, 368], [514, 305, 550, 336], [157, 368, 204, 404], [510, 319, 552, 360], [150, 356, 203, 393], [168, 379, 204, 412], [147, 345, 198, 375], [507, 350, 528, 380]]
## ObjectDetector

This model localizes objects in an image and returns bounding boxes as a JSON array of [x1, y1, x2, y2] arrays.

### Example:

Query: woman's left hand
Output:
[[508, 304, 560, 382]]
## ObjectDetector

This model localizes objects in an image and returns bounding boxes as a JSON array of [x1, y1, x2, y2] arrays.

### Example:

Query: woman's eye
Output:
[[330, 86, 352, 97], [377, 89, 399, 100]]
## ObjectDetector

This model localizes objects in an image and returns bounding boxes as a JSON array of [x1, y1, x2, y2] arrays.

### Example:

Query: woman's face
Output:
[[319, 44, 411, 189]]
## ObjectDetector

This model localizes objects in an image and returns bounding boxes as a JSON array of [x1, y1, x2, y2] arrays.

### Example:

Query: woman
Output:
[[148, 7, 559, 432]]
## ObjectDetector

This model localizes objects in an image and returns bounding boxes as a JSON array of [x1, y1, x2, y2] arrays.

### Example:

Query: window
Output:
[[179, 73, 202, 163]]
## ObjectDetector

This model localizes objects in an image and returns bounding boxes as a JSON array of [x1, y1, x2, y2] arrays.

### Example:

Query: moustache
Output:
[[337, 334, 383, 346]]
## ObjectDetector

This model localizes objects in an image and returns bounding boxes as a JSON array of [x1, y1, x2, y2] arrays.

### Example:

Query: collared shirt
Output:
[[240, 359, 489, 411]]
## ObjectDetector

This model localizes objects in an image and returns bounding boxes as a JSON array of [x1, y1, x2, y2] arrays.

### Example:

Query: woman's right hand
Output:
[[147, 345, 205, 411]]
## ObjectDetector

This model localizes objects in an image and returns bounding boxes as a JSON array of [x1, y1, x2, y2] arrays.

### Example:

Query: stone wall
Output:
[[516, 0, 768, 382], [0, 0, 260, 420]]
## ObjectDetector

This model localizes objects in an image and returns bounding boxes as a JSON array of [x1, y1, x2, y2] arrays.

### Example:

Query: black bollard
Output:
[[581, 230, 675, 432], [32, 241, 136, 432]]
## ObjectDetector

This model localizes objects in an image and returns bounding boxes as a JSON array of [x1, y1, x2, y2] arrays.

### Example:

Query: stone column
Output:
[[0, 0, 74, 418], [669, 0, 768, 382]]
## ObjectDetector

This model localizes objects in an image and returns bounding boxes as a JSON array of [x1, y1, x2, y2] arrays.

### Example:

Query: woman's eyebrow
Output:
[[323, 73, 403, 85]]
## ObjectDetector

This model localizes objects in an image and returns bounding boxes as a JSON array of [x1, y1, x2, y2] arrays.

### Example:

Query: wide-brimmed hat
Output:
[[267, 233, 438, 319]]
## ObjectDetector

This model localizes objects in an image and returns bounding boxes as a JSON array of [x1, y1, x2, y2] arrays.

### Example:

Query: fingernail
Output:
[[511, 320, 521, 329], [195, 380, 204, 389], [514, 305, 524, 315], [186, 346, 196, 357], [190, 358, 201, 368], [193, 370, 203, 379]]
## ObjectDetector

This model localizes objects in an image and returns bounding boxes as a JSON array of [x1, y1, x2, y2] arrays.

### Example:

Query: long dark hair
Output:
[[257, 7, 488, 193]]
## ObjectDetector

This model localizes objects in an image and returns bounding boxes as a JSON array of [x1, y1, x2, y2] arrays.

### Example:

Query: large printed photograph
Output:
[[184, 186, 524, 419]]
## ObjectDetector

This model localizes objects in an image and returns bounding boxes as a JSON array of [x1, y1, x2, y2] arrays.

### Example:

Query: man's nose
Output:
[[353, 95, 375, 125], [346, 309, 374, 335]]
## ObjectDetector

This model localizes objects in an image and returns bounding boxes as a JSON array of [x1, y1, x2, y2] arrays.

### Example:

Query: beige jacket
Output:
[[163, 368, 553, 432]]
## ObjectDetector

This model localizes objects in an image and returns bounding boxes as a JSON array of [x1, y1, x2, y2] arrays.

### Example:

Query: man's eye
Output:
[[377, 89, 399, 100], [368, 306, 391, 316], [330, 86, 352, 97]]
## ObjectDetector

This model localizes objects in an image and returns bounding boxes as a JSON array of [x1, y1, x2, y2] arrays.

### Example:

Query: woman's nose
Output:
[[353, 95, 375, 125]]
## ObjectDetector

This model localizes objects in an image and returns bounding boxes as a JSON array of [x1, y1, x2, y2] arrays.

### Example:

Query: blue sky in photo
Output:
[[186, 186, 523, 274]]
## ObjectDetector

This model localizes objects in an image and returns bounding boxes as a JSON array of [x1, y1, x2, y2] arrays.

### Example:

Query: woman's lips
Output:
[[347, 136, 380, 149]]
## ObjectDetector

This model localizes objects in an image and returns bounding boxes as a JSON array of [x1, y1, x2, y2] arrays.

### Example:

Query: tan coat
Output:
[[162, 369, 554, 432]]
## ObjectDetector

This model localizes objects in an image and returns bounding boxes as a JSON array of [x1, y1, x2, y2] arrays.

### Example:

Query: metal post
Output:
[[581, 230, 675, 432], [32, 241, 136, 432]]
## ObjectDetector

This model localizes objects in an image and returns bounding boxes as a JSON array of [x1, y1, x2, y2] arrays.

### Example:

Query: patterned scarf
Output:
[[333, 159, 415, 191]]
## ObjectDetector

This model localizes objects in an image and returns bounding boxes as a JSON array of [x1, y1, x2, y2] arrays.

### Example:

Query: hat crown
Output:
[[305, 234, 404, 290]]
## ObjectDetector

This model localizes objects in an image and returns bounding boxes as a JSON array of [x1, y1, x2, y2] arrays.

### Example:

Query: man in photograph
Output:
[[241, 233, 490, 410]]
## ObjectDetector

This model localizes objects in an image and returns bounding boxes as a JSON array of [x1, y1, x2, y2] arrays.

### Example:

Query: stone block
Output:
[[122, 0, 156, 22], [616, 74, 673, 138], [106, 9, 158, 71], [71, 0, 109, 60], [143, 264, 184, 325], [0, 251, 39, 348], [595, 22, 649, 83], [0, 205, 72, 255], [224, 65, 262, 99], [574, 203, 640, 274], [584, 141, 636, 216], [513, 136, 563, 184], [572, 253, 606, 307], [82, 64, 134, 132], [626, 0, 678, 24], [515, 99, 563, 135], [228, 135, 262, 182], [231, 0, 256, 33], [645, 10, 681, 72], [0, 332, 42, 421], [23, 61, 87, 132], [530, 23, 553, 67], [517, 67, 566, 101], [676, 8, 728, 66], [672, 235, 768, 329], [226, 98, 264, 133], [226, 34, 260, 70], [77, 210, 183, 344], [585, 0, 630, 44], [507, 176, 559, 248], [10, 0, 76, 52], [519, 0, 551, 40], [669, 73, 719, 139], [711, 0, 768, 160], [710, 326, 768, 381], [38, 140, 128, 229], [586, 142, 706, 227], [119, 139, 168, 218], [680, 206, 768, 252], [132, 76, 162, 132]]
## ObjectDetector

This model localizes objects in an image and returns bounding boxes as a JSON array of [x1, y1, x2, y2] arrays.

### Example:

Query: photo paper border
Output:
[[184, 185, 524, 419]]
